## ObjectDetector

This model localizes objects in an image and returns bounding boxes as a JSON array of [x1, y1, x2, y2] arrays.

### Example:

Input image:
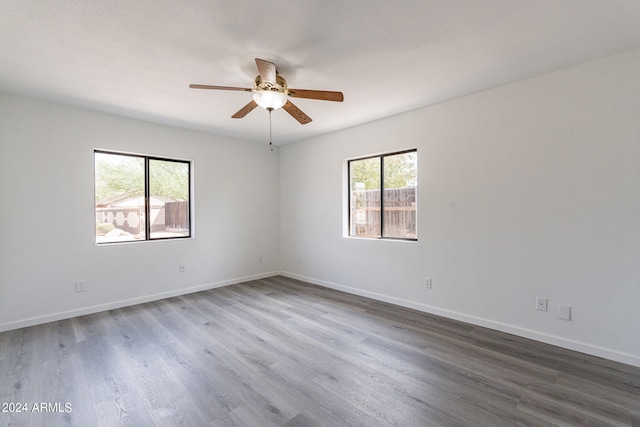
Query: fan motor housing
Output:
[[254, 74, 288, 93]]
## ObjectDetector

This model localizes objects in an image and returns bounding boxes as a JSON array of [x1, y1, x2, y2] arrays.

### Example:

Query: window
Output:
[[94, 150, 191, 244], [348, 149, 417, 240]]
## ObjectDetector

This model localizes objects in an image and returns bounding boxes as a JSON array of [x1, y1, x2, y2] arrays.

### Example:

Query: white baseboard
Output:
[[279, 271, 640, 369], [0, 271, 279, 333]]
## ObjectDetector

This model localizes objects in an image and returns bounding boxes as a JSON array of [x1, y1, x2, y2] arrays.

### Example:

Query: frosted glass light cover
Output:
[[253, 91, 287, 110]]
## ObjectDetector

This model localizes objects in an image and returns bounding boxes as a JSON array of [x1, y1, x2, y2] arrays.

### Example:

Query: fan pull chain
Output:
[[268, 108, 274, 151]]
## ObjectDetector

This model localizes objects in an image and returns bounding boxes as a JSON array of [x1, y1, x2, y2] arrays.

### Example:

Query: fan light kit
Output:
[[190, 58, 344, 148], [253, 90, 287, 110]]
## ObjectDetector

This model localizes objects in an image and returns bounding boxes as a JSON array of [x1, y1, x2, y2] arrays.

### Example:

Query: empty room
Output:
[[1, 1, 639, 426]]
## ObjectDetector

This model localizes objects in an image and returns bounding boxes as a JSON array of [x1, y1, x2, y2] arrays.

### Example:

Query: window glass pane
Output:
[[149, 159, 190, 239], [95, 152, 145, 243], [383, 151, 417, 239], [350, 157, 381, 238]]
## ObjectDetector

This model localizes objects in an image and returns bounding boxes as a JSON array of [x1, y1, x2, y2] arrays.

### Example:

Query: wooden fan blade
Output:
[[231, 100, 258, 118], [282, 100, 312, 124], [287, 88, 344, 102], [189, 84, 253, 92], [255, 58, 276, 85]]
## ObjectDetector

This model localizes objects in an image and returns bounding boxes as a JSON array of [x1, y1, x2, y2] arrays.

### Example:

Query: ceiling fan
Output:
[[189, 58, 343, 124]]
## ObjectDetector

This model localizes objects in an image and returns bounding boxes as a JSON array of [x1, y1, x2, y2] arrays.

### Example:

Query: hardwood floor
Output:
[[1, 275, 639, 426]]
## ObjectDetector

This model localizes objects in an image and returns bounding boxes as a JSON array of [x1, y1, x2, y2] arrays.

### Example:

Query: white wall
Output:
[[279, 48, 640, 367], [0, 93, 279, 330]]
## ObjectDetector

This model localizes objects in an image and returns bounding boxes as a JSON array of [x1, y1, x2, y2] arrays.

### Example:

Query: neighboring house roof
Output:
[[96, 193, 176, 208]]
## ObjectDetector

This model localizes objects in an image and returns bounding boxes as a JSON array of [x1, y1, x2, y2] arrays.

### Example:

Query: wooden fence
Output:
[[351, 187, 416, 238], [164, 201, 190, 231]]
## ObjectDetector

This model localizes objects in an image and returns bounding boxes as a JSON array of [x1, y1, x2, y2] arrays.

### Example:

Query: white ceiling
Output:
[[2, 1, 640, 146]]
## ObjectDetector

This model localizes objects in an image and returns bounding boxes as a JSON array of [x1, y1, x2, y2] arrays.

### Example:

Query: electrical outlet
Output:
[[424, 277, 432, 289], [558, 304, 572, 321], [75, 281, 86, 292], [536, 297, 548, 311], [179, 264, 186, 273]]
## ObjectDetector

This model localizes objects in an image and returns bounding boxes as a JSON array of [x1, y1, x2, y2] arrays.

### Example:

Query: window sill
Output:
[[344, 236, 417, 243]]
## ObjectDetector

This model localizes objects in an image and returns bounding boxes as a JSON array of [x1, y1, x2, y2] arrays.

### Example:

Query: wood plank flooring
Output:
[[1, 275, 639, 426]]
